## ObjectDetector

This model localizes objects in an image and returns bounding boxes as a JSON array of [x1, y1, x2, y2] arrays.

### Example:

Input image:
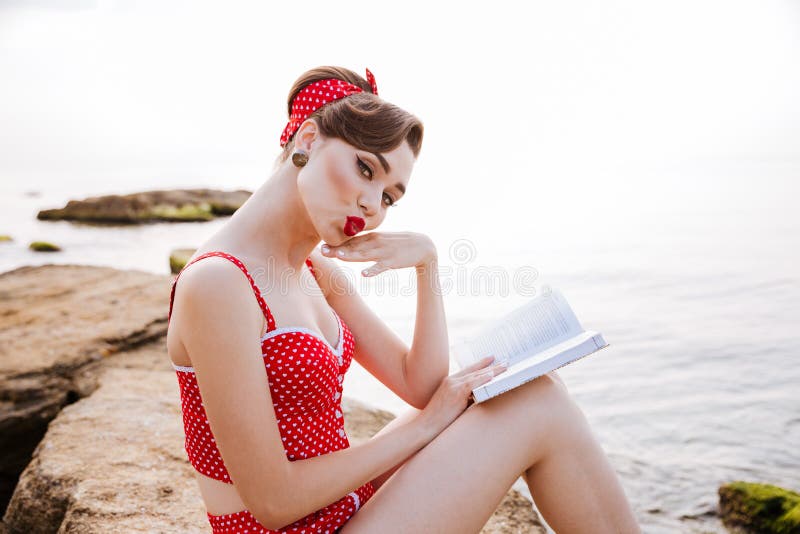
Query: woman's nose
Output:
[[359, 192, 380, 218]]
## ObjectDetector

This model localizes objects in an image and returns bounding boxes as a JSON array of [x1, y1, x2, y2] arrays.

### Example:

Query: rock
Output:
[[169, 248, 197, 274], [340, 397, 396, 443], [3, 343, 207, 533], [0, 236, 12, 243], [1, 264, 544, 533], [719, 481, 800, 534], [36, 188, 251, 224], [28, 241, 60, 252], [0, 264, 170, 515]]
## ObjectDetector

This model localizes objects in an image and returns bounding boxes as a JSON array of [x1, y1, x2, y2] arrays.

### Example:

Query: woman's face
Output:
[[295, 124, 415, 246]]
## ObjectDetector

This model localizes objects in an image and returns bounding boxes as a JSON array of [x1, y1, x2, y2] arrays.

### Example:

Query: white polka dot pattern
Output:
[[279, 68, 379, 148], [169, 251, 376, 533]]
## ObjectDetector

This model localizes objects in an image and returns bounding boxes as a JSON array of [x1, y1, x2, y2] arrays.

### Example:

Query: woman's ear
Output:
[[293, 119, 320, 153]]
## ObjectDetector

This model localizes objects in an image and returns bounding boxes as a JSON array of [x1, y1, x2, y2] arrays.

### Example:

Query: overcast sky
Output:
[[1, 0, 798, 229]]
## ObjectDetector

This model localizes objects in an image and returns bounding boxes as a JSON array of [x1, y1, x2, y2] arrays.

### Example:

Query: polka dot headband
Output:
[[279, 68, 379, 148]]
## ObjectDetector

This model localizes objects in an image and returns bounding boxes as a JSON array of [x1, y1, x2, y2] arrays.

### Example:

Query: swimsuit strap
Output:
[[168, 251, 277, 331], [305, 257, 316, 278]]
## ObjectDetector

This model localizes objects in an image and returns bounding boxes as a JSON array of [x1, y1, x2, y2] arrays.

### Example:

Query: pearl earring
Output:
[[292, 149, 309, 167]]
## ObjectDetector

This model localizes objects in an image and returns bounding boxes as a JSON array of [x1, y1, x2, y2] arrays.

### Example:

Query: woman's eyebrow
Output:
[[371, 152, 391, 173]]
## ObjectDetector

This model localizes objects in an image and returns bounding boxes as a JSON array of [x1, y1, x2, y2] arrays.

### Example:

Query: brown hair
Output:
[[276, 66, 424, 165]]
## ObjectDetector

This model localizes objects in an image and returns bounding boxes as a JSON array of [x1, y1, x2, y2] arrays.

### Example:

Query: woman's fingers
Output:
[[361, 262, 388, 277], [320, 232, 436, 274], [321, 240, 378, 262], [463, 364, 506, 391], [453, 355, 499, 377]]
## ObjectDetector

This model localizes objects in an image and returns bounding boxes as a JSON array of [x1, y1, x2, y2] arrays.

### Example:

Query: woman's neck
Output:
[[205, 163, 320, 273]]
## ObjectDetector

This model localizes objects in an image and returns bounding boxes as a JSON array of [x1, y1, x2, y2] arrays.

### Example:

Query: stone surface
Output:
[[1, 264, 545, 533], [3, 343, 207, 533], [36, 188, 251, 224], [0, 264, 170, 513]]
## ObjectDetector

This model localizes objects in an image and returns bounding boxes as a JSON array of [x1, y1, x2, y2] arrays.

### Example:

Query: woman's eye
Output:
[[356, 157, 373, 180], [357, 156, 397, 208]]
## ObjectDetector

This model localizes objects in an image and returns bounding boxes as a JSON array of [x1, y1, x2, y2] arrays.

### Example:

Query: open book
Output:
[[451, 288, 609, 403]]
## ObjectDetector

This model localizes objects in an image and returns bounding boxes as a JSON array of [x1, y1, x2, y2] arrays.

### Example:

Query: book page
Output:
[[472, 331, 608, 402], [456, 289, 584, 368]]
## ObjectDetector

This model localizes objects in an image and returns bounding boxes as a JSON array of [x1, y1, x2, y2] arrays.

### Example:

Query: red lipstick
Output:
[[343, 216, 365, 237]]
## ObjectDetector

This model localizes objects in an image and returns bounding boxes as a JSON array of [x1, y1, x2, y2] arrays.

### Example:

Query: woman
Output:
[[167, 66, 640, 533]]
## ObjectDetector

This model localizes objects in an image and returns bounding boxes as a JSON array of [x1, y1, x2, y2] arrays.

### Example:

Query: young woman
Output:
[[167, 66, 640, 533]]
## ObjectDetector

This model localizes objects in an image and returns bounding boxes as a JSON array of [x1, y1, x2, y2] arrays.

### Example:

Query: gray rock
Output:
[[36, 188, 251, 224], [3, 344, 207, 533], [0, 264, 170, 515]]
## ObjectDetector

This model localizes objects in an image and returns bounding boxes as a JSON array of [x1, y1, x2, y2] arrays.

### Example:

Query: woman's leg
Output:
[[341, 373, 640, 534], [368, 371, 567, 491], [521, 376, 639, 532]]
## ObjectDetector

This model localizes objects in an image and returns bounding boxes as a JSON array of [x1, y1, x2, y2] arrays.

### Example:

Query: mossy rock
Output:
[[0, 234, 13, 242], [719, 481, 800, 534], [29, 241, 61, 252], [150, 202, 214, 222], [208, 200, 243, 216], [37, 189, 251, 224], [169, 248, 197, 274]]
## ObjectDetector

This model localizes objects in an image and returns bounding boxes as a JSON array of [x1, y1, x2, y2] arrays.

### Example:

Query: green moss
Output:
[[150, 203, 214, 222], [208, 201, 241, 216], [0, 234, 13, 242], [29, 241, 61, 252], [169, 248, 197, 274], [719, 481, 800, 534]]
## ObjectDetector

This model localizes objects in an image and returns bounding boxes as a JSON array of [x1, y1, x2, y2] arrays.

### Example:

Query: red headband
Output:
[[279, 68, 379, 147]]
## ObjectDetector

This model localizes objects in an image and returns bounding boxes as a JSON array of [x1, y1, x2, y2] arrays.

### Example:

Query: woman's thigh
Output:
[[341, 373, 570, 534], [367, 371, 567, 492]]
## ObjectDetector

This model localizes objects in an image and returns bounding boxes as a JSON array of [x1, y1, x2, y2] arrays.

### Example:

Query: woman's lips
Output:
[[343, 216, 365, 237]]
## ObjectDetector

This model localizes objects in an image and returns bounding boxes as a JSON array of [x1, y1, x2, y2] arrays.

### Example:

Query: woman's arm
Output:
[[175, 260, 440, 530], [317, 233, 450, 408], [405, 252, 450, 407]]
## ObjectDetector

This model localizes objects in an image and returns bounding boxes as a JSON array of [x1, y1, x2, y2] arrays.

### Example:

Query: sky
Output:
[[0, 0, 798, 237]]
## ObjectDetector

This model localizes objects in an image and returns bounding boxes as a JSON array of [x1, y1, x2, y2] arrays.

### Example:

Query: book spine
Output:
[[473, 387, 491, 403]]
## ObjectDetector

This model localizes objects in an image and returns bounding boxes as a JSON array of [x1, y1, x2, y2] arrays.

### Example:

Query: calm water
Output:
[[1, 170, 798, 534]]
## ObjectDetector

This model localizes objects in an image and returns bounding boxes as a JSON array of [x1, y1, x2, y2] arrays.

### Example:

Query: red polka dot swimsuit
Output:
[[168, 251, 376, 533]]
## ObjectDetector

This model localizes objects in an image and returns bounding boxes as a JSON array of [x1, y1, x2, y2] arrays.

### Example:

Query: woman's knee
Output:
[[481, 372, 581, 441], [547, 369, 568, 391], [528, 374, 592, 451], [507, 371, 573, 413]]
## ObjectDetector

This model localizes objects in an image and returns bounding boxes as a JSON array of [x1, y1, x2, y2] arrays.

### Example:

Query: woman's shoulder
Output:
[[168, 254, 268, 366], [173, 255, 267, 325], [178, 253, 251, 290]]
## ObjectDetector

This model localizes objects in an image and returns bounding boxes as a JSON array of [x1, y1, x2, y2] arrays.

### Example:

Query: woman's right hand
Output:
[[419, 355, 508, 438]]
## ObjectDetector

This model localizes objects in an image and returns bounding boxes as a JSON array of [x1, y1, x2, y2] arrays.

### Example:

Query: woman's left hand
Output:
[[320, 232, 436, 277]]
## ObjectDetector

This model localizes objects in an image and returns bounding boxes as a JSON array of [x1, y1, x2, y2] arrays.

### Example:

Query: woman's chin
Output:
[[322, 224, 348, 246]]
